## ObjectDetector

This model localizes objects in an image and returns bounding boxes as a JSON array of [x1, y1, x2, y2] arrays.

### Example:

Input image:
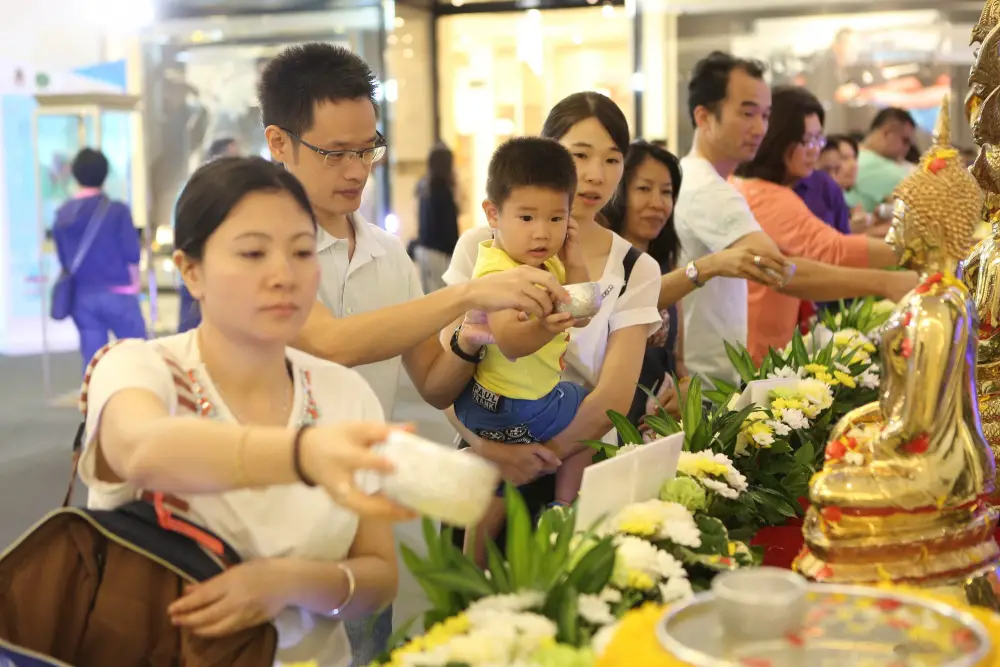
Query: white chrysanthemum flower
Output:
[[617, 443, 640, 456], [834, 362, 851, 374], [750, 428, 775, 447], [599, 587, 622, 604], [578, 593, 617, 626], [780, 407, 810, 430], [702, 477, 739, 499], [677, 451, 748, 495], [611, 499, 702, 547], [612, 535, 687, 590], [465, 590, 545, 616], [767, 419, 791, 436], [767, 365, 804, 380], [858, 369, 880, 389], [659, 575, 694, 604]]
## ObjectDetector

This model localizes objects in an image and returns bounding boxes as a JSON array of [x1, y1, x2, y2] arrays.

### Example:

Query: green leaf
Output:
[[723, 341, 754, 383], [564, 539, 617, 594], [682, 376, 704, 442], [608, 410, 643, 445], [421, 517, 444, 567], [419, 570, 495, 598], [712, 377, 738, 396], [754, 487, 800, 518], [645, 414, 681, 436], [793, 440, 816, 467], [581, 439, 619, 458], [485, 538, 513, 593], [791, 329, 810, 367], [504, 484, 535, 589], [383, 613, 419, 654], [557, 585, 580, 645], [693, 514, 730, 555]]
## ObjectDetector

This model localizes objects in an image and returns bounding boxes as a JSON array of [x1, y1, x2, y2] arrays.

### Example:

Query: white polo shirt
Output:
[[316, 214, 424, 417], [674, 155, 762, 386]]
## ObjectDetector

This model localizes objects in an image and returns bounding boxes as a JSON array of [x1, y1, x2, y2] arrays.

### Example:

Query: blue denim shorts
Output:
[[455, 379, 588, 497]]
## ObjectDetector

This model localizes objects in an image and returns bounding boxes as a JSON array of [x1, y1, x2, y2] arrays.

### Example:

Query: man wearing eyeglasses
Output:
[[258, 43, 566, 665]]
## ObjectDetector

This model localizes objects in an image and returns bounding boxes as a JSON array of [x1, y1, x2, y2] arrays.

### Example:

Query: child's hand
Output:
[[541, 311, 576, 335], [559, 218, 585, 270]]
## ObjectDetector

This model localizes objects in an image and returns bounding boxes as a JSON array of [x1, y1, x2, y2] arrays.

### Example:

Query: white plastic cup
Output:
[[711, 567, 808, 642], [556, 282, 602, 320], [373, 430, 501, 527]]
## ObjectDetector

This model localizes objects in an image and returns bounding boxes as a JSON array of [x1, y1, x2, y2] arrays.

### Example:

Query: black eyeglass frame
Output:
[[283, 129, 387, 166]]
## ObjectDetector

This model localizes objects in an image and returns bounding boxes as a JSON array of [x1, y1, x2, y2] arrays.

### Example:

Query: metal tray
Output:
[[657, 584, 991, 667]]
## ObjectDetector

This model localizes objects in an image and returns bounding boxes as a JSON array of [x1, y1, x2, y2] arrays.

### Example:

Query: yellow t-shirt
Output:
[[472, 240, 568, 400]]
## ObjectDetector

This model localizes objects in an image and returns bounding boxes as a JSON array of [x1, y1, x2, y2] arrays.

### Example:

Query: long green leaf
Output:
[[504, 484, 534, 589], [682, 376, 704, 442], [791, 329, 810, 367], [645, 414, 681, 436], [419, 570, 495, 597], [564, 539, 617, 594], [485, 538, 513, 593], [581, 439, 620, 457], [421, 517, 444, 568], [608, 410, 642, 445], [399, 543, 454, 610], [558, 585, 580, 645], [723, 341, 753, 383]]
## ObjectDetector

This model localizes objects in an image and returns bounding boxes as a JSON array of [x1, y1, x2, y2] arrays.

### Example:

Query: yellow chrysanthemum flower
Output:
[[833, 370, 856, 388]]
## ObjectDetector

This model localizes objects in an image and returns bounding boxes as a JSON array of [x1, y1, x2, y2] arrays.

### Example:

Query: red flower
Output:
[[902, 433, 930, 455], [821, 507, 843, 523], [902, 311, 912, 327], [825, 439, 847, 461], [816, 565, 834, 581], [875, 598, 903, 611], [929, 157, 947, 174], [900, 338, 913, 358]]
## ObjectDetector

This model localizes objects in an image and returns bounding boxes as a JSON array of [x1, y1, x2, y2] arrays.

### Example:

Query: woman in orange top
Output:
[[734, 86, 899, 362]]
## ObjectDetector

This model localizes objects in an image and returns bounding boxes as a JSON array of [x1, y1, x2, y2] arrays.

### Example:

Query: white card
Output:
[[575, 432, 684, 532]]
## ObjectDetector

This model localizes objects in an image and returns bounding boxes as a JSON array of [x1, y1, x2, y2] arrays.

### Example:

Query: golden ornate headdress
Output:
[[970, 24, 1000, 92], [973, 87, 1000, 195], [893, 95, 984, 259], [973, 0, 1000, 44]]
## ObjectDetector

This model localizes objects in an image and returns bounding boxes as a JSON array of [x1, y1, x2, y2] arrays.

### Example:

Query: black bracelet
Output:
[[293, 425, 316, 487], [450, 326, 482, 364]]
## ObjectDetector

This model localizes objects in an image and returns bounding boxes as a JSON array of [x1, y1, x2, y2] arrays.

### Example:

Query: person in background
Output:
[[675, 52, 917, 385], [178, 137, 243, 333], [847, 107, 916, 213], [815, 134, 889, 236], [734, 85, 904, 362], [53, 148, 146, 373], [413, 144, 459, 293], [817, 134, 859, 193]]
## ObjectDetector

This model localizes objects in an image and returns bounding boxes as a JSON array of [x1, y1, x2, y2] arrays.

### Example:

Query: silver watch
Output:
[[685, 260, 704, 287]]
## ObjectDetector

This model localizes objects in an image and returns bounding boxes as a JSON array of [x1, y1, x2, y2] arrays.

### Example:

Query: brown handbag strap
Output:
[[64, 341, 200, 507]]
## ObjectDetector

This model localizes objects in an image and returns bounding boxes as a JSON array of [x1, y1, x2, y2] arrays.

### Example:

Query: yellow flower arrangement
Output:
[[377, 613, 472, 667]]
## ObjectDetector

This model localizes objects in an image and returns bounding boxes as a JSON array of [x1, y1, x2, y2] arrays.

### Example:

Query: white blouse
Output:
[[78, 331, 385, 667], [443, 226, 662, 442]]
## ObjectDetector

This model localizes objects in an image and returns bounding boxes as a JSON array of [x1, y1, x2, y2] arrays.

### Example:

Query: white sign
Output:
[[575, 431, 683, 532]]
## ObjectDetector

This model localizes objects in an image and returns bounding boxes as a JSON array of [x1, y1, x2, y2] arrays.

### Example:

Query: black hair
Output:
[[175, 156, 316, 260], [205, 137, 238, 161], [427, 143, 455, 191], [71, 148, 109, 188], [485, 137, 577, 209], [870, 107, 915, 132], [823, 133, 859, 157], [603, 140, 682, 271], [736, 86, 825, 184], [257, 43, 378, 136], [541, 91, 630, 154], [687, 51, 767, 126]]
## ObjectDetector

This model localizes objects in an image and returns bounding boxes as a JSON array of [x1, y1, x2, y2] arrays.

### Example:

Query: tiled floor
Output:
[[0, 302, 456, 635]]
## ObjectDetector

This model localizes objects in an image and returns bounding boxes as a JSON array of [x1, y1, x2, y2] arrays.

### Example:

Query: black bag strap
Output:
[[619, 245, 643, 297]]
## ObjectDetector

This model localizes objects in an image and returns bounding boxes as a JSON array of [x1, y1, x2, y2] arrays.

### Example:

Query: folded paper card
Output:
[[575, 431, 684, 532]]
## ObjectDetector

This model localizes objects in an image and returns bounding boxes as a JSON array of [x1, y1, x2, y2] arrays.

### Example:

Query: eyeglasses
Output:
[[801, 135, 827, 150], [283, 129, 387, 166]]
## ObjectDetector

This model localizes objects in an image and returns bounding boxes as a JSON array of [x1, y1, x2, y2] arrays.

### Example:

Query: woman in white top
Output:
[[443, 92, 662, 500], [79, 157, 410, 666]]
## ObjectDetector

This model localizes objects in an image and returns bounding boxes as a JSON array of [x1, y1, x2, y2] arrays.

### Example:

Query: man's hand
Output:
[[464, 265, 571, 318], [471, 438, 561, 486]]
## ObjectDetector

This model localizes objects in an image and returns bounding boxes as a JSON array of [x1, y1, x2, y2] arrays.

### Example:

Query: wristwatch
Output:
[[450, 325, 485, 363], [685, 260, 704, 288]]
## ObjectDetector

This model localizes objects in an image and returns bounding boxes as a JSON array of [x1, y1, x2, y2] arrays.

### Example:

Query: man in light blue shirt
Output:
[[846, 108, 915, 212]]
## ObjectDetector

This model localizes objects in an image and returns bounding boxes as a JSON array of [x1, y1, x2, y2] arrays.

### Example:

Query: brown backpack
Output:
[[0, 342, 279, 666]]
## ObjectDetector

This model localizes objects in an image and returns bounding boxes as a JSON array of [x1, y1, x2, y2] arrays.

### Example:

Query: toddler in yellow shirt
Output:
[[453, 137, 591, 561]]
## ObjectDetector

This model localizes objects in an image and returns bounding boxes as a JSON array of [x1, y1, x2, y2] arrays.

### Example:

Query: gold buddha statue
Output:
[[794, 97, 1000, 587], [964, 10, 1000, 483]]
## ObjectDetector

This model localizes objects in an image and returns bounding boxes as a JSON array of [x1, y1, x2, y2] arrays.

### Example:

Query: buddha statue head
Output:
[[973, 0, 1000, 45], [970, 24, 1000, 101], [888, 96, 984, 272], [972, 86, 1000, 197]]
